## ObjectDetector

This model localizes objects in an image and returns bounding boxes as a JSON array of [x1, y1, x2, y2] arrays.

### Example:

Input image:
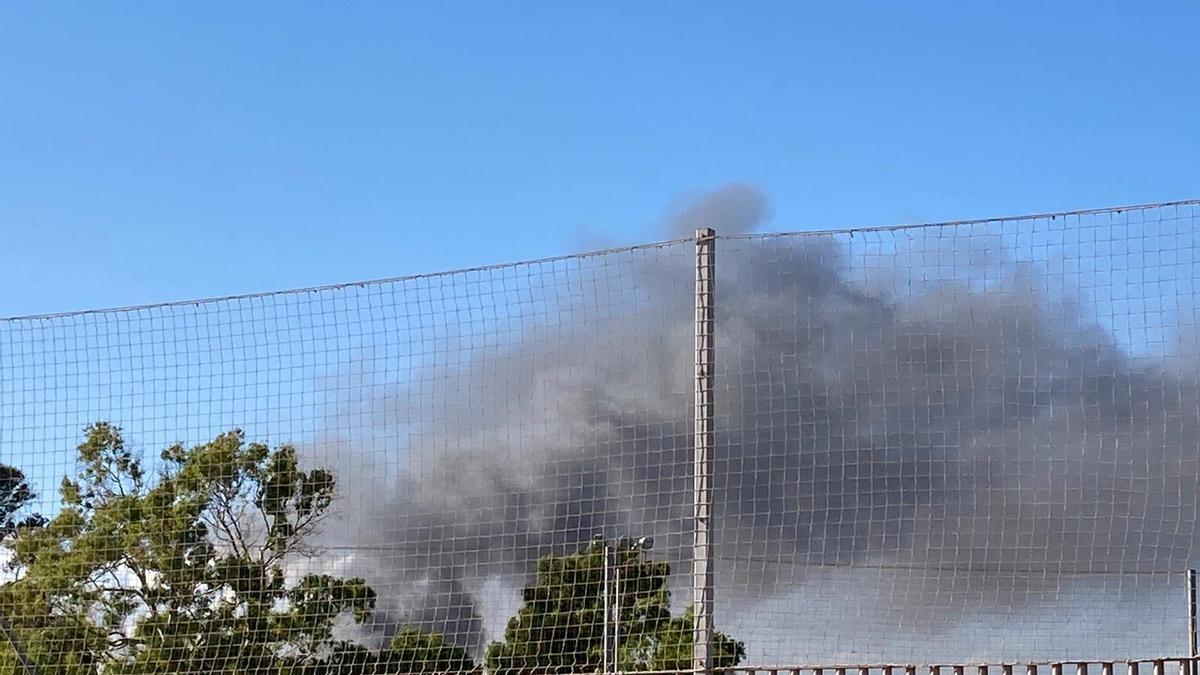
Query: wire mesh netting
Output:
[[1, 200, 1200, 674], [715, 202, 1200, 663]]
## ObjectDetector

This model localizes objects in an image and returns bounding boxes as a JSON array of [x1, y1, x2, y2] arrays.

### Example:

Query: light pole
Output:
[[593, 534, 611, 675], [613, 536, 653, 673], [594, 533, 654, 674]]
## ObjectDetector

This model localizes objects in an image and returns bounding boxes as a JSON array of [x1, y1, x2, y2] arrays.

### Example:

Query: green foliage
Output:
[[0, 463, 44, 539], [2, 424, 750, 675], [0, 424, 382, 675], [276, 629, 477, 675], [485, 542, 744, 675], [616, 607, 745, 672], [376, 626, 477, 674]]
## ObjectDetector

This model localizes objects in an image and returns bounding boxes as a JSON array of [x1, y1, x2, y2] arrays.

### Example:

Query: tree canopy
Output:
[[485, 541, 744, 674], [0, 424, 469, 675], [0, 463, 43, 540], [2, 424, 747, 675]]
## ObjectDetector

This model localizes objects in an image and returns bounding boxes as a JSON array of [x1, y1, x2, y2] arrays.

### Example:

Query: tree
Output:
[[484, 542, 744, 675], [2, 425, 746, 675], [616, 607, 744, 672], [0, 464, 45, 675], [292, 627, 479, 674], [0, 464, 43, 540], [377, 626, 477, 674], [1, 423, 379, 674], [279, 627, 477, 675]]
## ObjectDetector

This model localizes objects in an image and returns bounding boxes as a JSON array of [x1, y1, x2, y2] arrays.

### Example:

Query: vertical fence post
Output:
[[693, 227, 717, 675]]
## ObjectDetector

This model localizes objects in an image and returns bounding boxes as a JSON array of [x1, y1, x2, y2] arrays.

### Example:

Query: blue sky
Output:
[[1, 2, 1198, 317]]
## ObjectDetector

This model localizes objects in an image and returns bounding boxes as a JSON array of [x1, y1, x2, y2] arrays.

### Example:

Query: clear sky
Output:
[[1, 2, 1197, 317]]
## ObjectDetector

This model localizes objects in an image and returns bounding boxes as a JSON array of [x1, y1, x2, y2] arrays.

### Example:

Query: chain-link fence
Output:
[[2, 199, 1199, 673]]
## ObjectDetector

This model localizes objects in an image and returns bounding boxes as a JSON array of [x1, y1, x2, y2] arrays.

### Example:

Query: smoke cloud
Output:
[[310, 186, 1200, 662]]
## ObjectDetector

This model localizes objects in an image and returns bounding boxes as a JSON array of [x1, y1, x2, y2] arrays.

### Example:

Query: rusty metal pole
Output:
[[693, 227, 717, 675]]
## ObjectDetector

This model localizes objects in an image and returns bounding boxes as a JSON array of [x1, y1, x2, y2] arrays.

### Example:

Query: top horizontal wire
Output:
[[724, 197, 1200, 240], [4, 197, 1196, 323]]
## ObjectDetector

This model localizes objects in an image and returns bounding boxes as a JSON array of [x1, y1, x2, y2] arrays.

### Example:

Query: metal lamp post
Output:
[[594, 534, 654, 674], [594, 534, 612, 675], [614, 536, 653, 672]]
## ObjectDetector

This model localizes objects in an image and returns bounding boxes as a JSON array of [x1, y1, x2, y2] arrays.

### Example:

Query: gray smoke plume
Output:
[[310, 186, 1200, 662]]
